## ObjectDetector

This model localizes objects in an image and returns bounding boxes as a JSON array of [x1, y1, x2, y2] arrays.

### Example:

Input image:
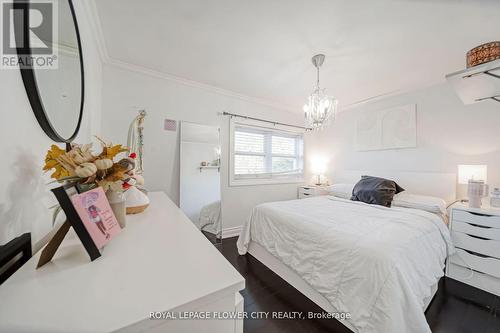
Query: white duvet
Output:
[[237, 196, 454, 333]]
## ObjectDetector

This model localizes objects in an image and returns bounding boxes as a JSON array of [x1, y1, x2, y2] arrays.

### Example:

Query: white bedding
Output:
[[237, 196, 454, 333]]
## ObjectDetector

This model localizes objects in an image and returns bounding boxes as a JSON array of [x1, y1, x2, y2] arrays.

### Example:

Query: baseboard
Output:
[[222, 226, 242, 239]]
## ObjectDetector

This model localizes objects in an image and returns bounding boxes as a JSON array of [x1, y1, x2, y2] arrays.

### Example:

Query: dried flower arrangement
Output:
[[43, 137, 144, 192]]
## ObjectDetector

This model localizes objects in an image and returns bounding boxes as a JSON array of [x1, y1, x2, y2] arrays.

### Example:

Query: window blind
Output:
[[232, 125, 303, 181]]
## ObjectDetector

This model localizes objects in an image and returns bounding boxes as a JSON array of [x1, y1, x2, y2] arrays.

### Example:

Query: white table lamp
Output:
[[458, 165, 488, 208], [310, 156, 327, 185]]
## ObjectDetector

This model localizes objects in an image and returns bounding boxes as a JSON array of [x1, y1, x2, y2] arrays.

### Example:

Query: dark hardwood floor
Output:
[[217, 237, 500, 333]]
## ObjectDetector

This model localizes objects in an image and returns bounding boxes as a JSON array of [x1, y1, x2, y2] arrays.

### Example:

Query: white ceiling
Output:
[[95, 0, 500, 112]]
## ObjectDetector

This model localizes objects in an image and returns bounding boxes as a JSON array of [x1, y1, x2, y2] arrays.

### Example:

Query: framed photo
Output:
[[51, 184, 121, 261]]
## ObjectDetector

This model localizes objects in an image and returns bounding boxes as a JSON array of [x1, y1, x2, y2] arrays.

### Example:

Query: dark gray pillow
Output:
[[351, 176, 404, 207]]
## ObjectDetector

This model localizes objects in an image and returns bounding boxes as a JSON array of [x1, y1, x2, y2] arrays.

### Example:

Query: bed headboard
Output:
[[333, 170, 457, 204]]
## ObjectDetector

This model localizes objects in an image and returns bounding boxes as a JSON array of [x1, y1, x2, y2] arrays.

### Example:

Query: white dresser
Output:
[[446, 203, 500, 296], [297, 184, 330, 199], [0, 192, 245, 333]]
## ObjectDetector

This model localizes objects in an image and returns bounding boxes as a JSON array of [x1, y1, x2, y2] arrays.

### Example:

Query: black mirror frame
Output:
[[16, 0, 85, 143]]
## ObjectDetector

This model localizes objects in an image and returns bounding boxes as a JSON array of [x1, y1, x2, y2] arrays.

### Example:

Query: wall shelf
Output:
[[446, 59, 500, 104], [199, 166, 220, 172]]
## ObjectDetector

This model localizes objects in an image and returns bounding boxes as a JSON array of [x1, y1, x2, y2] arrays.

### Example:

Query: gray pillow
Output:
[[351, 176, 404, 207]]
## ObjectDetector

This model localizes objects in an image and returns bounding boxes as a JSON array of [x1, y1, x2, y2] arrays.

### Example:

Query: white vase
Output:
[[106, 190, 127, 228]]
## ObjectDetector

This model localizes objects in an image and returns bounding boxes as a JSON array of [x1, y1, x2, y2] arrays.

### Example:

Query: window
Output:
[[230, 122, 304, 185]]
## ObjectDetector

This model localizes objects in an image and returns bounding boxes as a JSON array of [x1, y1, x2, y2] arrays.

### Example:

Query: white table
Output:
[[0, 192, 245, 333]]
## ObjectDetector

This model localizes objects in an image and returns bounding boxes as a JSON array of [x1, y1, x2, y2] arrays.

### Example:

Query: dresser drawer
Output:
[[452, 231, 500, 259], [453, 209, 500, 229], [453, 221, 500, 241], [298, 191, 312, 199], [447, 263, 500, 296], [300, 187, 315, 195], [450, 248, 500, 278], [298, 186, 329, 199]]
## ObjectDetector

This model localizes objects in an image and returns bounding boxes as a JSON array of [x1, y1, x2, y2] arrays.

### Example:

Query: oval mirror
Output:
[[16, 0, 84, 142]]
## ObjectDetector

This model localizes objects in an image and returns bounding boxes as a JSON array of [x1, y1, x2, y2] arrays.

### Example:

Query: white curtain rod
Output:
[[221, 111, 310, 131]]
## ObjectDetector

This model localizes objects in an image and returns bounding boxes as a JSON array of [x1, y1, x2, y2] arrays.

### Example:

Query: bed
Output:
[[237, 171, 456, 333]]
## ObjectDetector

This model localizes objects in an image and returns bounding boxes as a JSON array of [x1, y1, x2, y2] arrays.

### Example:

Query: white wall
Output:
[[305, 82, 500, 198], [0, 2, 102, 249], [100, 64, 303, 231]]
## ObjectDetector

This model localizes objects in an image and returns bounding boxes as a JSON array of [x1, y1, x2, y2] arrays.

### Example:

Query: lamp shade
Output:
[[310, 156, 327, 175], [458, 165, 487, 185]]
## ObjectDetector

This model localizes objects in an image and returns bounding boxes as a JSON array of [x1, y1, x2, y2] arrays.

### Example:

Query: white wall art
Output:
[[356, 104, 416, 151]]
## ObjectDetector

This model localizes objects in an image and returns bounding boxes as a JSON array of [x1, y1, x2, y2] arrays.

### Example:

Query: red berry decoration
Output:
[[129, 153, 137, 159]]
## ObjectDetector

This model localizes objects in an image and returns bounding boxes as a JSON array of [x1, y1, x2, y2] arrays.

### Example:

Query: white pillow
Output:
[[392, 193, 447, 215], [327, 183, 355, 199]]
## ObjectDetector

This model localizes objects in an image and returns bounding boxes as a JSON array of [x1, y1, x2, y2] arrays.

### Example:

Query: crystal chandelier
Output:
[[303, 54, 338, 130]]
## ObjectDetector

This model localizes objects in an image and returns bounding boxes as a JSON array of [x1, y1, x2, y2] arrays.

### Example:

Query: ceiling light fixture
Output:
[[303, 54, 338, 130]]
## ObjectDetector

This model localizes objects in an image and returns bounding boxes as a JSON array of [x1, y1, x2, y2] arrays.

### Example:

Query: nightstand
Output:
[[297, 185, 330, 199], [446, 203, 500, 296]]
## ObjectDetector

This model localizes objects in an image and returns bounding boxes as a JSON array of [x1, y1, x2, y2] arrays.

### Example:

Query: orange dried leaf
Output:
[[43, 159, 59, 170], [43, 144, 68, 179], [101, 144, 128, 160], [50, 165, 70, 180], [45, 145, 65, 161]]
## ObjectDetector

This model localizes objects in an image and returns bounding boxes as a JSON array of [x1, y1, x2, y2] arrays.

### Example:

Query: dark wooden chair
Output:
[[0, 233, 31, 285]]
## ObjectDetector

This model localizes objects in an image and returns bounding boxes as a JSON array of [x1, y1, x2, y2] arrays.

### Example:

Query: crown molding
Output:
[[80, 0, 110, 63], [105, 58, 297, 113]]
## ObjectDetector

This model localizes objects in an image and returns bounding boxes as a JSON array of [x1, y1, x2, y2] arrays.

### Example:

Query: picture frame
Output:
[[355, 104, 417, 151], [37, 184, 121, 268], [37, 184, 100, 268]]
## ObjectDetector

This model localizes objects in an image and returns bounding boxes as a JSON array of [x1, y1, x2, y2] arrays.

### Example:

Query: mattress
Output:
[[237, 196, 454, 333]]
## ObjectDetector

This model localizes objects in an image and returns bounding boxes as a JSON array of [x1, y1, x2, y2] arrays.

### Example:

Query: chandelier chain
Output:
[[316, 66, 320, 88]]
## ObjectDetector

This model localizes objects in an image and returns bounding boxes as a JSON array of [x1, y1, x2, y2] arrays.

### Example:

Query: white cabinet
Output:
[[297, 185, 329, 199], [0, 192, 245, 333], [446, 203, 500, 296]]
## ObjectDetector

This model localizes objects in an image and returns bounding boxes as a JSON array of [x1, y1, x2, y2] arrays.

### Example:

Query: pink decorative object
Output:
[[164, 119, 177, 131], [71, 187, 122, 249]]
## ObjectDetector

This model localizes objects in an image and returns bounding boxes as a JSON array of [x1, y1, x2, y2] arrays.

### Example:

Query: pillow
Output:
[[327, 183, 355, 199], [351, 176, 404, 207], [392, 193, 447, 215]]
